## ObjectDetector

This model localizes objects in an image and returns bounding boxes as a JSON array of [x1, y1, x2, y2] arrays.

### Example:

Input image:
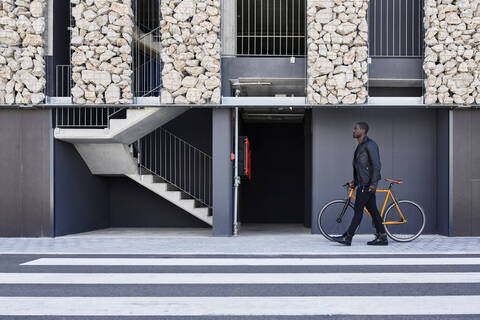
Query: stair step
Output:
[[140, 174, 154, 184], [167, 190, 183, 201], [128, 173, 213, 226], [195, 207, 210, 217], [152, 175, 168, 183]]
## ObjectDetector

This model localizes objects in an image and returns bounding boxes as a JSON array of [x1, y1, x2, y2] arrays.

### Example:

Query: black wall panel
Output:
[[312, 109, 443, 235], [0, 110, 52, 237]]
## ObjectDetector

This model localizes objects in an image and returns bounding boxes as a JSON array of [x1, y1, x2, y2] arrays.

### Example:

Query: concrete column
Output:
[[212, 108, 233, 236], [221, 0, 236, 56]]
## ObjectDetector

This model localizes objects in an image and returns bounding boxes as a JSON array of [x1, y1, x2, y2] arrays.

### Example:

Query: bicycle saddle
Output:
[[385, 178, 404, 184]]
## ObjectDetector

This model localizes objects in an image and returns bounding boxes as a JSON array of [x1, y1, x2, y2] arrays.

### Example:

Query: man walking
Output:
[[333, 122, 388, 246]]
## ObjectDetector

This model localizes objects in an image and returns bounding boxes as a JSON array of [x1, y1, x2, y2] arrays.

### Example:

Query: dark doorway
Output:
[[239, 122, 306, 225]]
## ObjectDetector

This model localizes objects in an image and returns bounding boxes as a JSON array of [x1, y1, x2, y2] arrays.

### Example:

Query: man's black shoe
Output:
[[367, 233, 388, 246], [332, 233, 353, 246]]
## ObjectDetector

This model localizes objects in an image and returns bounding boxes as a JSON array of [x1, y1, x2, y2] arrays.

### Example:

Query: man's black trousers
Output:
[[347, 187, 386, 235]]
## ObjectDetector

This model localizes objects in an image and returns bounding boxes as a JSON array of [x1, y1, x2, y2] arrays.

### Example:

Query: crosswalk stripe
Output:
[[21, 257, 480, 266], [2, 272, 480, 284], [0, 296, 479, 316]]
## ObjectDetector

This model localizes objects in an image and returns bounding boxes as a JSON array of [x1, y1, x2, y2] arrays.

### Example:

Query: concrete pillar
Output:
[[212, 108, 233, 236], [221, 0, 236, 56]]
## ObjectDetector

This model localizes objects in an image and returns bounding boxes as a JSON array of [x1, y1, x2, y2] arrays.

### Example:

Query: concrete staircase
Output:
[[127, 173, 212, 226], [54, 107, 213, 226]]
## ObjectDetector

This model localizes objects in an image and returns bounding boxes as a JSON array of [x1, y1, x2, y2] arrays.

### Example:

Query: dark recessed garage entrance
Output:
[[238, 109, 311, 228]]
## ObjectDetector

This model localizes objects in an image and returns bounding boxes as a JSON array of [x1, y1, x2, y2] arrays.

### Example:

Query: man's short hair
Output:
[[356, 122, 369, 134]]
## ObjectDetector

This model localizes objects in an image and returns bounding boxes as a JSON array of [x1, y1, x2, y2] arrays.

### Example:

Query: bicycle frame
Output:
[[346, 184, 408, 225]]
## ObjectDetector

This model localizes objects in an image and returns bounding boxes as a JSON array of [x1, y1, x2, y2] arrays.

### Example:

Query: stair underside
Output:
[[54, 107, 188, 144]]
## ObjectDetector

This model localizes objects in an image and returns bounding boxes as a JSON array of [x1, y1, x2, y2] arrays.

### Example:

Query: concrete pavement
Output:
[[0, 226, 478, 255]]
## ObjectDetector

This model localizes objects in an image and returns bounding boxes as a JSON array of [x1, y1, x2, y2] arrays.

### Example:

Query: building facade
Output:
[[0, 0, 479, 237]]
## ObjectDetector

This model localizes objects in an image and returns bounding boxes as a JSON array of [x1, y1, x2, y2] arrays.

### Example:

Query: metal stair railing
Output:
[[54, 104, 126, 129], [134, 128, 212, 208]]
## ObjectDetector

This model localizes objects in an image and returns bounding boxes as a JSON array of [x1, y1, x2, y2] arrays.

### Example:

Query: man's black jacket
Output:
[[353, 135, 381, 187]]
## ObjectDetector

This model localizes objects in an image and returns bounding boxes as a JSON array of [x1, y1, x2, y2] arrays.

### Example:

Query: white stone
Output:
[[71, 85, 84, 98], [72, 51, 87, 66], [105, 84, 120, 103], [30, 1, 44, 18], [163, 70, 183, 91], [205, 76, 220, 90], [336, 22, 356, 36], [0, 30, 21, 45], [18, 70, 43, 93], [110, 2, 131, 15], [161, 89, 173, 104], [186, 87, 202, 103], [30, 92, 44, 104], [81, 70, 112, 87]]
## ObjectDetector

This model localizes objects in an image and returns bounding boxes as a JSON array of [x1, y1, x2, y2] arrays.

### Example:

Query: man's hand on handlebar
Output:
[[345, 181, 355, 188]]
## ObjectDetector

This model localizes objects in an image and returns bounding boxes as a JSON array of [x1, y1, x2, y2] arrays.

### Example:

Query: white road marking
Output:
[[1, 272, 480, 284], [0, 296, 478, 316], [21, 257, 480, 266]]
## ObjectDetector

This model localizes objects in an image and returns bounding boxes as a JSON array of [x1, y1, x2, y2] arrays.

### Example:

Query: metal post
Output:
[[233, 104, 240, 236]]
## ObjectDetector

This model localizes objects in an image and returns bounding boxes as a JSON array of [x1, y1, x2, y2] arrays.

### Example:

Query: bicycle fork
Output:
[[336, 198, 352, 223]]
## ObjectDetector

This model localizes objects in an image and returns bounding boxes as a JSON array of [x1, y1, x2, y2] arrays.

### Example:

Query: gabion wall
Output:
[[160, 0, 221, 104], [424, 0, 480, 105], [307, 0, 369, 104], [0, 0, 46, 104], [70, 0, 134, 104]]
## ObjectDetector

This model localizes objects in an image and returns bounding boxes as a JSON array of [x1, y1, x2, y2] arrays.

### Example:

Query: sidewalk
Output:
[[0, 226, 479, 255]]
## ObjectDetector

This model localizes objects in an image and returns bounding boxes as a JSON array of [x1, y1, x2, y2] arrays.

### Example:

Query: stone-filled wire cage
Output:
[[236, 0, 307, 56], [0, 0, 48, 105], [132, 0, 162, 98], [54, 0, 134, 128]]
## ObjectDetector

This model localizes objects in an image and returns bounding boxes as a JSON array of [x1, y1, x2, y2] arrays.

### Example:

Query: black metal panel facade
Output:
[[0, 110, 52, 237], [54, 140, 110, 236], [452, 110, 480, 236], [312, 109, 444, 235]]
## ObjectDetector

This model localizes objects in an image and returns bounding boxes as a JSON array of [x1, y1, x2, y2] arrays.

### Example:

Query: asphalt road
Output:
[[0, 253, 479, 319]]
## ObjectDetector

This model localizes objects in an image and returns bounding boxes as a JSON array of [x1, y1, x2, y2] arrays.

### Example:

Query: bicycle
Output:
[[318, 179, 426, 242]]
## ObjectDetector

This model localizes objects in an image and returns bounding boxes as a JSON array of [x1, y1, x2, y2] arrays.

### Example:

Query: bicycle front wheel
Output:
[[318, 200, 354, 241], [383, 200, 425, 242]]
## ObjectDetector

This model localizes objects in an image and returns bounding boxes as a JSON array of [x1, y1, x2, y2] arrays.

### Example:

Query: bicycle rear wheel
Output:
[[318, 200, 354, 241], [383, 200, 425, 242]]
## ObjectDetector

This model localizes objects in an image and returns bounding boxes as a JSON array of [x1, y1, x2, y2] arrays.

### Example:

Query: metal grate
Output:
[[133, 0, 162, 97], [237, 0, 306, 56], [369, 0, 425, 58], [53, 107, 126, 128], [55, 65, 72, 98]]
